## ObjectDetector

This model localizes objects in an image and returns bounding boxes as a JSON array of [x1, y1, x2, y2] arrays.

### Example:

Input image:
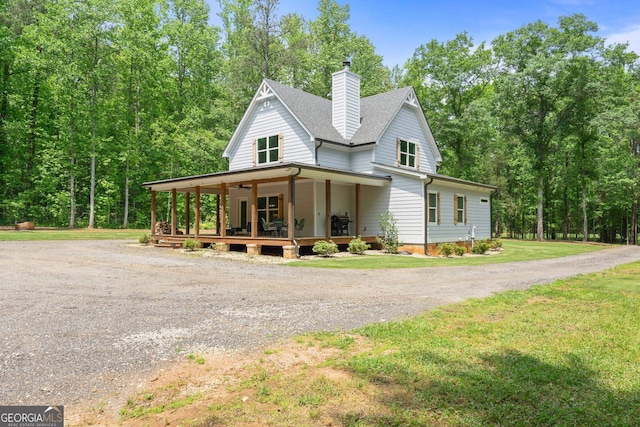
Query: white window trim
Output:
[[454, 194, 467, 225], [256, 134, 280, 165], [428, 191, 439, 224], [397, 137, 420, 169]]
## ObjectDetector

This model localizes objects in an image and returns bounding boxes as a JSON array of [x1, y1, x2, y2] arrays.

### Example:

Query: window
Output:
[[257, 135, 279, 164], [454, 194, 466, 225], [257, 195, 280, 228], [397, 138, 418, 168], [428, 192, 440, 224]]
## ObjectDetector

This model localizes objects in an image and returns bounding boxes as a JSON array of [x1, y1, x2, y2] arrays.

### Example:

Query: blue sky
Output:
[[205, 0, 640, 68]]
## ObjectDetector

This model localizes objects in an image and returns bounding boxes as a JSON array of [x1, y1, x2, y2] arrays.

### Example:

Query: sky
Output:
[[205, 0, 640, 68]]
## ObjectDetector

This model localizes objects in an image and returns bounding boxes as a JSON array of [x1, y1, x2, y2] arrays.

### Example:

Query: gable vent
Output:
[[332, 62, 360, 140]]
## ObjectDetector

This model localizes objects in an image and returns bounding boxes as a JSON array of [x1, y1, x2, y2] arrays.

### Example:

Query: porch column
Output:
[[185, 192, 190, 235], [150, 190, 156, 235], [288, 175, 295, 240], [220, 183, 227, 237], [325, 180, 331, 239], [216, 194, 220, 234], [195, 186, 200, 238], [251, 181, 258, 238], [171, 188, 177, 235], [355, 183, 361, 236]]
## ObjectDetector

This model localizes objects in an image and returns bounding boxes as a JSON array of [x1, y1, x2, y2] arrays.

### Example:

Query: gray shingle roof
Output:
[[265, 79, 413, 146]]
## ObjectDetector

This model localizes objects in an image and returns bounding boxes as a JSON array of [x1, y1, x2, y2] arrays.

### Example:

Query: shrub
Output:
[[472, 241, 488, 255], [348, 236, 370, 255], [312, 240, 338, 257], [183, 238, 202, 251], [439, 242, 457, 257], [454, 244, 466, 256], [376, 211, 402, 254], [139, 234, 152, 245], [489, 239, 503, 250]]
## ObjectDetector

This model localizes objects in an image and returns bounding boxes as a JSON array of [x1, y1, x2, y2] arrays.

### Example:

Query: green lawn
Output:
[[203, 261, 640, 426], [289, 240, 609, 269], [0, 228, 146, 241], [339, 261, 640, 426]]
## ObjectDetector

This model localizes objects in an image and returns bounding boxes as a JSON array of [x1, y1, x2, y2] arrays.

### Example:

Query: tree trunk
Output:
[[88, 82, 96, 229], [562, 187, 568, 240], [537, 175, 544, 241], [633, 138, 639, 245], [0, 61, 9, 156], [88, 36, 99, 229], [582, 184, 588, 242], [69, 148, 75, 228], [123, 76, 140, 229], [26, 69, 41, 177], [632, 198, 638, 246]]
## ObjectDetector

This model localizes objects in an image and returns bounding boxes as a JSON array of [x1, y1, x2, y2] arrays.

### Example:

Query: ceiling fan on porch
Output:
[[230, 183, 252, 190]]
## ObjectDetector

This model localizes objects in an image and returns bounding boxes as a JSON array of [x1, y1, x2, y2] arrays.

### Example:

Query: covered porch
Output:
[[142, 163, 391, 258]]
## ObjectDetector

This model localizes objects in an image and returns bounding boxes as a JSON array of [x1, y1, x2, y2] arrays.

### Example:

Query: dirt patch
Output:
[[68, 336, 375, 426]]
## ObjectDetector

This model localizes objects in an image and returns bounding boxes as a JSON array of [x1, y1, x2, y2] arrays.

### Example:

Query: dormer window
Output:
[[254, 133, 283, 165], [397, 138, 419, 168]]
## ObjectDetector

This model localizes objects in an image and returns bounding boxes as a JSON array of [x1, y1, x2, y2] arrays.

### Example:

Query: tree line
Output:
[[0, 0, 638, 244]]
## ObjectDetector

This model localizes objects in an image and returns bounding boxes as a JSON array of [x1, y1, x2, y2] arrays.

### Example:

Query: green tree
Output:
[[403, 32, 495, 180], [306, 0, 389, 98], [594, 53, 640, 244], [492, 14, 601, 241]]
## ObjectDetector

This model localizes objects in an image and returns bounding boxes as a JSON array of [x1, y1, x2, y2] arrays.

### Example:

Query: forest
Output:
[[0, 0, 638, 244]]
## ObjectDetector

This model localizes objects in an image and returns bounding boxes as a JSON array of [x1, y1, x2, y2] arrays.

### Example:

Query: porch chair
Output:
[[260, 217, 277, 236], [295, 218, 305, 231]]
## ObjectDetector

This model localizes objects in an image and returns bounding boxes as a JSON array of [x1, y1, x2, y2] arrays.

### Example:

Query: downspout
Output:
[[291, 167, 303, 257], [424, 176, 434, 255], [314, 140, 324, 166]]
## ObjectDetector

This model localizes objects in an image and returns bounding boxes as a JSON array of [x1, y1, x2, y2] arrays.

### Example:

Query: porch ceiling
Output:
[[142, 162, 392, 193]]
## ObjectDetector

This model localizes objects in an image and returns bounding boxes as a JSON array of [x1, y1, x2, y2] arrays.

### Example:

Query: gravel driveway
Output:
[[1, 240, 639, 406]]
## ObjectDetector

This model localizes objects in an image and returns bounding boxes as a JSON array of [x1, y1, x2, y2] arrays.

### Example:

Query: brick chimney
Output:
[[332, 61, 360, 140]]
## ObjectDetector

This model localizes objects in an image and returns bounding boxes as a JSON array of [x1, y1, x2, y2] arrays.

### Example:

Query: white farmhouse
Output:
[[144, 62, 496, 257]]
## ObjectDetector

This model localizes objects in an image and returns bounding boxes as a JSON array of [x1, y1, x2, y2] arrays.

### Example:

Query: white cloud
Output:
[[605, 24, 640, 55]]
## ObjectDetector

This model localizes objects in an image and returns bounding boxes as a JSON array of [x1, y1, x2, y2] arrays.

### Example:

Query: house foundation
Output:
[[215, 242, 230, 252], [282, 245, 297, 259], [246, 244, 261, 256]]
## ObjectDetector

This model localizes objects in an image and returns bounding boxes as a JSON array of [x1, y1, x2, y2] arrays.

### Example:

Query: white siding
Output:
[[314, 181, 326, 236], [314, 181, 357, 236], [360, 173, 425, 244], [228, 97, 314, 171], [332, 69, 360, 139], [317, 145, 350, 170], [350, 148, 374, 173], [375, 104, 438, 174], [292, 180, 314, 237], [426, 183, 492, 244]]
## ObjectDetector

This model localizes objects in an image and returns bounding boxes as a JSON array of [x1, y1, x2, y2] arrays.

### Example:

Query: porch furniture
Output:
[[272, 218, 286, 237], [331, 215, 350, 236], [295, 218, 305, 231], [260, 217, 278, 236]]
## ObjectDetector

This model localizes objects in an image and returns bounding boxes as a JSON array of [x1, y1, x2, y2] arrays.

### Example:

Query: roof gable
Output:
[[223, 78, 442, 163]]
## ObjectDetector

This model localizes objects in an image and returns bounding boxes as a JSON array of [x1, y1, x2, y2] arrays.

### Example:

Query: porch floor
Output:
[[152, 233, 379, 255]]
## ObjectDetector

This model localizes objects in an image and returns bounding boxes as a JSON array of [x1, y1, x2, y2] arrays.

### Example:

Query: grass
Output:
[[200, 261, 640, 426], [0, 228, 146, 241], [289, 240, 609, 269], [120, 392, 203, 420]]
